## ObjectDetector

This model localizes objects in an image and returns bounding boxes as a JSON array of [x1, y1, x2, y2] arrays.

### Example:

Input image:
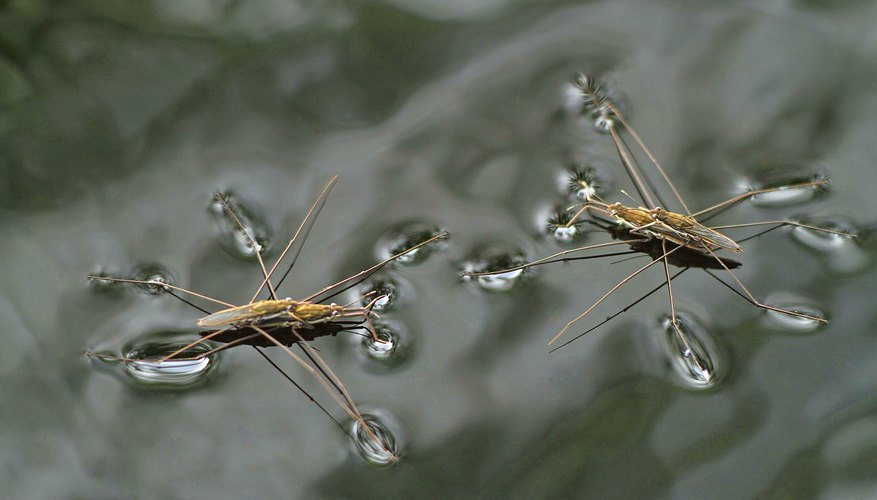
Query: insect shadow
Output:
[[465, 73, 855, 379], [87, 175, 448, 461]]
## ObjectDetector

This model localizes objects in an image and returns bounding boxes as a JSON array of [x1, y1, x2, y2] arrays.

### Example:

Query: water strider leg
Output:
[[551, 267, 690, 353], [303, 231, 448, 304], [607, 102, 691, 215], [700, 246, 827, 323], [156, 325, 234, 363], [692, 180, 830, 219], [213, 193, 278, 301], [548, 244, 685, 346], [563, 202, 613, 228], [85, 275, 235, 308], [607, 122, 656, 209], [249, 326, 362, 425], [462, 240, 649, 278], [661, 240, 707, 376], [711, 220, 856, 238], [250, 346, 348, 436], [275, 326, 396, 460], [252, 176, 339, 302]]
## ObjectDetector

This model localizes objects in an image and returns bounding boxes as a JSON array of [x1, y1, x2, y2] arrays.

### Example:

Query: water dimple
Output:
[[745, 171, 829, 208], [790, 216, 866, 273], [358, 275, 400, 312], [131, 264, 175, 295], [461, 245, 529, 292], [764, 294, 827, 332], [544, 205, 585, 243], [559, 164, 610, 203], [375, 221, 447, 266], [88, 333, 220, 388], [209, 192, 272, 260], [567, 72, 628, 134], [659, 312, 720, 389], [357, 320, 410, 370], [350, 410, 403, 466]]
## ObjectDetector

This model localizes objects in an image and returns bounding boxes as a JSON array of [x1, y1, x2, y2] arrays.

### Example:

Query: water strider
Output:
[[466, 73, 856, 378], [87, 175, 448, 462]]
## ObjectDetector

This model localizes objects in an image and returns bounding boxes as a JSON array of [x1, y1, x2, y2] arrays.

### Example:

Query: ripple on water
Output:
[[349, 409, 403, 466], [375, 221, 447, 266], [356, 320, 410, 371], [358, 275, 401, 312], [131, 264, 175, 295], [791, 216, 866, 273], [557, 163, 613, 203], [209, 191, 272, 260], [566, 72, 629, 134], [659, 312, 722, 389], [90, 332, 220, 389], [764, 293, 827, 333], [543, 205, 586, 243], [744, 169, 829, 208], [460, 244, 529, 292]]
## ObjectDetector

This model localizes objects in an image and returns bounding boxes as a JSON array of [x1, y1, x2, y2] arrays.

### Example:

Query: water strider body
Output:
[[466, 72, 856, 366], [87, 175, 448, 462], [604, 203, 742, 253], [197, 297, 378, 329]]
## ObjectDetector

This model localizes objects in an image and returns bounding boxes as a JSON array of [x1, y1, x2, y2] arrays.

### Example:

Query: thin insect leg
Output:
[[563, 202, 613, 228], [462, 239, 649, 278], [616, 132, 671, 210], [157, 325, 234, 363], [85, 275, 235, 308], [692, 180, 830, 219], [548, 244, 685, 345], [661, 240, 707, 376], [701, 246, 827, 323], [551, 268, 690, 353], [736, 225, 785, 244], [284, 327, 395, 459], [166, 290, 210, 314], [213, 193, 278, 301], [253, 326, 396, 457], [288, 313, 314, 329], [338, 291, 377, 309], [711, 220, 856, 237], [303, 231, 448, 303], [249, 326, 362, 426], [537, 250, 641, 267], [608, 102, 691, 214], [360, 294, 389, 341], [608, 123, 655, 208], [169, 332, 266, 360], [627, 221, 659, 236], [575, 77, 653, 207], [251, 176, 338, 302], [296, 343, 346, 400], [250, 346, 349, 438]]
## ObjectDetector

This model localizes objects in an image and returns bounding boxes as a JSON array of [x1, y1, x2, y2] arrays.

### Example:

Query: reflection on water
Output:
[[3, 0, 877, 498], [350, 410, 403, 466]]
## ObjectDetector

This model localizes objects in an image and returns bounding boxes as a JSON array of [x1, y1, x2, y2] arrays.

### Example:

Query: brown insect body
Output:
[[606, 202, 691, 248], [197, 299, 343, 328], [651, 208, 743, 253]]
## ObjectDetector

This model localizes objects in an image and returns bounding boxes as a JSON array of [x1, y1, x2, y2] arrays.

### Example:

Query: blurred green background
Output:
[[2, 0, 877, 498]]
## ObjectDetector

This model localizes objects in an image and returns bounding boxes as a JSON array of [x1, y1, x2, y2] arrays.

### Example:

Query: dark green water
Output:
[[3, 1, 877, 498]]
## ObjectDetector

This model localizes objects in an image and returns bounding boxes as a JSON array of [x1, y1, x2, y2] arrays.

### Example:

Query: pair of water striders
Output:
[[87, 72, 855, 461]]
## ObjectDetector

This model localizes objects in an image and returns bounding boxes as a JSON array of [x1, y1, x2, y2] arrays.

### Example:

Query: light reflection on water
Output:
[[2, 1, 877, 498]]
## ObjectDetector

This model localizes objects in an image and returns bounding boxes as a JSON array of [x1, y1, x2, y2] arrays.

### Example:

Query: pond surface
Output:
[[3, 1, 877, 498]]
